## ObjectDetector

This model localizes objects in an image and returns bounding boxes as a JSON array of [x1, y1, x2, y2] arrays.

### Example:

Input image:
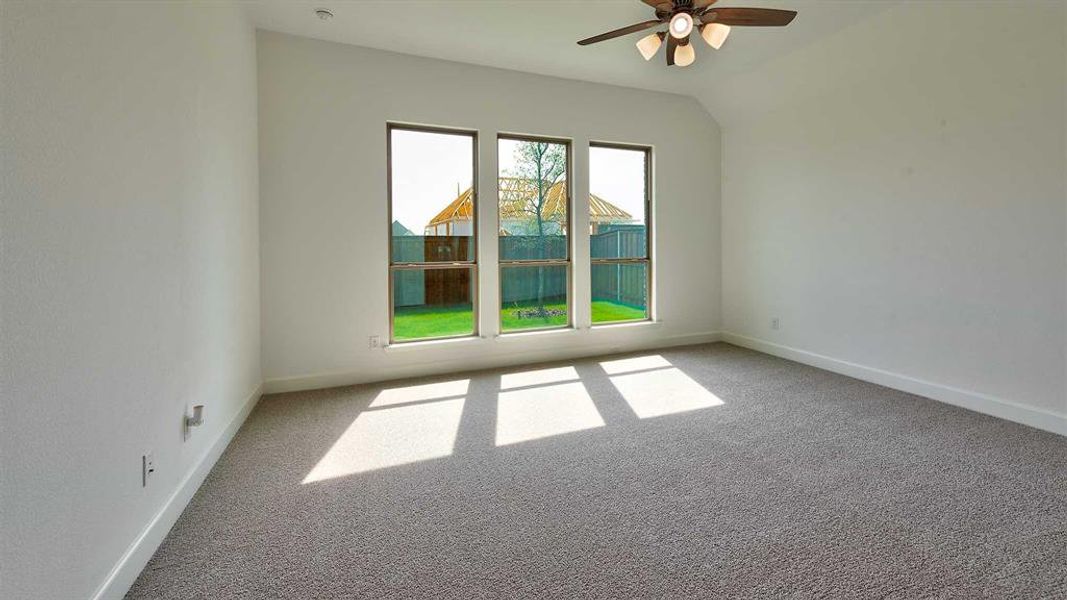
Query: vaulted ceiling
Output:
[[246, 0, 891, 120]]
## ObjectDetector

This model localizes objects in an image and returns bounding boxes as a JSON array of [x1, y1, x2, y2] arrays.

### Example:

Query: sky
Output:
[[390, 129, 647, 234], [390, 129, 473, 234], [588, 145, 647, 224]]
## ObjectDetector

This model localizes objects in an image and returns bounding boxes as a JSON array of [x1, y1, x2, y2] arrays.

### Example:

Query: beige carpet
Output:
[[127, 343, 1067, 599]]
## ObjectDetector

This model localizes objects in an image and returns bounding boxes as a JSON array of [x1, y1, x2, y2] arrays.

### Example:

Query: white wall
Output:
[[712, 1, 1067, 431], [0, 2, 261, 599], [258, 32, 721, 391]]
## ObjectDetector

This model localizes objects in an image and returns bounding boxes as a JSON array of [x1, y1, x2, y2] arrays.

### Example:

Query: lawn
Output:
[[590, 299, 647, 324], [391, 303, 475, 341], [392, 299, 646, 340], [501, 300, 569, 331]]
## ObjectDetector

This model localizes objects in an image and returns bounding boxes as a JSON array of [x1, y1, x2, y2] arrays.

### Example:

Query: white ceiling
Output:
[[245, 0, 891, 116]]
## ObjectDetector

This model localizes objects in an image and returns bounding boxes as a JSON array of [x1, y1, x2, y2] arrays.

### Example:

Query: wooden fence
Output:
[[590, 227, 646, 260], [501, 264, 567, 305], [392, 229, 646, 308], [392, 236, 472, 263], [591, 262, 647, 308], [590, 227, 647, 308], [499, 236, 567, 261], [393, 236, 472, 308]]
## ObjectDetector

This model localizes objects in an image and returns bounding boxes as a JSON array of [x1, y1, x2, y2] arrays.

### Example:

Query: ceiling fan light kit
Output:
[[636, 32, 666, 60], [669, 12, 694, 38], [579, 0, 796, 68], [674, 38, 696, 66], [700, 23, 731, 50]]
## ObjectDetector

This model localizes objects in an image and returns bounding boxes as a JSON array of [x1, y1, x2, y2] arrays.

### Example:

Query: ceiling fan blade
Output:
[[578, 19, 663, 46], [701, 8, 797, 27], [640, 0, 675, 11], [665, 34, 678, 66]]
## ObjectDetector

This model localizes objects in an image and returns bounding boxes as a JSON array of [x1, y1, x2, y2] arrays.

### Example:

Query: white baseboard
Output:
[[721, 332, 1066, 437], [91, 383, 263, 600], [263, 330, 722, 394]]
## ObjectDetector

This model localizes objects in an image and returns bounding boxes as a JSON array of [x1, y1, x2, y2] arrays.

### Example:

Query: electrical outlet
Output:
[[142, 452, 155, 487], [771, 317, 780, 330], [369, 335, 381, 349]]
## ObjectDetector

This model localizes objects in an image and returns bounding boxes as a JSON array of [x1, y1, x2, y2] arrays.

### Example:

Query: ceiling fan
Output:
[[577, 0, 797, 67]]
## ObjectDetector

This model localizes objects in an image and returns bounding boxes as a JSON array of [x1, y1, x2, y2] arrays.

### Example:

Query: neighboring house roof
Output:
[[588, 193, 632, 222], [426, 178, 632, 228], [426, 188, 474, 227], [391, 220, 415, 236]]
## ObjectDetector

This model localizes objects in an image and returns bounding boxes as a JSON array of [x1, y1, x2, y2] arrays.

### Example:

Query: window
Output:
[[388, 124, 477, 342], [498, 136, 571, 332], [589, 143, 651, 324]]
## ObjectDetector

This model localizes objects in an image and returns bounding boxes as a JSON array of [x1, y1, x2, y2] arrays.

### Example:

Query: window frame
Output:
[[497, 133, 574, 334], [589, 141, 653, 326], [386, 122, 480, 344]]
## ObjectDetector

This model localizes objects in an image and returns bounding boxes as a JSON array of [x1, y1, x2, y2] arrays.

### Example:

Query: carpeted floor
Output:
[[127, 343, 1067, 599]]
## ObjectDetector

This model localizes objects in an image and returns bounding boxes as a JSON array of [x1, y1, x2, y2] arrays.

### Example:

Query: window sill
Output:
[[382, 321, 657, 352], [384, 335, 486, 352], [495, 326, 578, 341], [590, 319, 660, 331]]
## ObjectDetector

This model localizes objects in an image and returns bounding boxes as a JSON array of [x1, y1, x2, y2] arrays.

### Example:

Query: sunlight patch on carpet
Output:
[[500, 366, 580, 390], [496, 381, 604, 446], [609, 368, 723, 418], [370, 379, 470, 408], [599, 354, 673, 375], [303, 398, 465, 482]]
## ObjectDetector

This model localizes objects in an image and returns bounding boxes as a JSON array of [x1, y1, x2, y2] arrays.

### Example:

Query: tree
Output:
[[506, 141, 566, 314]]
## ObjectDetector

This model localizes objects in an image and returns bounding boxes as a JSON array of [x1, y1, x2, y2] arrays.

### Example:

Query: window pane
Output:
[[500, 264, 568, 331], [589, 146, 647, 259], [392, 267, 474, 341], [390, 129, 474, 263], [498, 138, 568, 261], [591, 262, 648, 323]]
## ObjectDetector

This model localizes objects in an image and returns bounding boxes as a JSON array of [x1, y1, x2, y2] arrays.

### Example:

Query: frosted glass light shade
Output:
[[636, 33, 662, 60], [674, 42, 695, 67], [669, 12, 693, 39], [701, 23, 731, 49]]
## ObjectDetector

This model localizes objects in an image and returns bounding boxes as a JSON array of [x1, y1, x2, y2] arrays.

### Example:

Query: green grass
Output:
[[392, 303, 475, 341], [393, 299, 647, 341], [590, 299, 647, 324], [500, 300, 569, 332]]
